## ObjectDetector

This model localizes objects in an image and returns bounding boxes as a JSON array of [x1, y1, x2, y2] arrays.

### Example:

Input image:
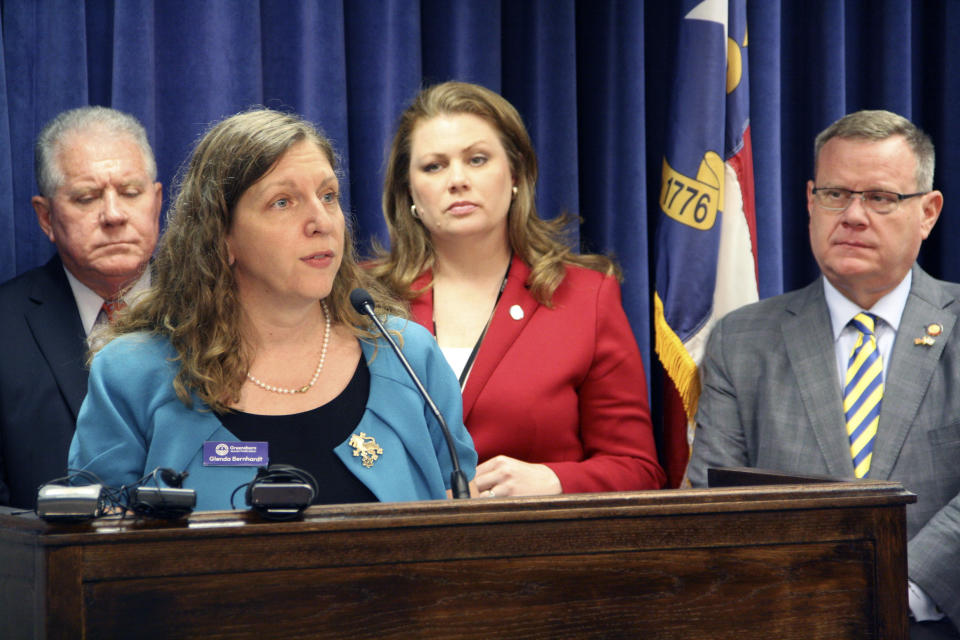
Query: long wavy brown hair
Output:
[[371, 81, 619, 305], [99, 108, 405, 411]]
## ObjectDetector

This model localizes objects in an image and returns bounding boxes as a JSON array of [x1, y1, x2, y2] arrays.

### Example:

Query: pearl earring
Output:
[[512, 185, 518, 198], [410, 204, 420, 219]]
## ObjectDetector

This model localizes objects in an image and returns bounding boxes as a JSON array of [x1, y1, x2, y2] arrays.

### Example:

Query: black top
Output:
[[217, 356, 377, 505]]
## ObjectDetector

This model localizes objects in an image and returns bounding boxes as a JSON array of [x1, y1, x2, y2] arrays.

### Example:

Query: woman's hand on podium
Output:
[[475, 455, 562, 497]]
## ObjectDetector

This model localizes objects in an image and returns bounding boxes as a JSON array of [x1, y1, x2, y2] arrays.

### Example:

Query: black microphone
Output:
[[350, 288, 470, 499]]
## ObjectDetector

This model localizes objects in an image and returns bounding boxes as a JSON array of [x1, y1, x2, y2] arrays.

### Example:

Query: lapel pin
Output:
[[915, 323, 942, 347], [349, 432, 383, 468], [509, 304, 524, 320]]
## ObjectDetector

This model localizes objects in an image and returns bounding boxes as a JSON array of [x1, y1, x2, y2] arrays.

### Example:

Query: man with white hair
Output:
[[0, 106, 162, 509]]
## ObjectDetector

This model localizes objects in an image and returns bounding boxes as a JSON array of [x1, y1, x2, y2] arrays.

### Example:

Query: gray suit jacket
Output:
[[688, 264, 960, 629]]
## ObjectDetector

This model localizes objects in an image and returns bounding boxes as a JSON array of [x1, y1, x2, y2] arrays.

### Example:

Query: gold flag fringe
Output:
[[653, 292, 701, 422]]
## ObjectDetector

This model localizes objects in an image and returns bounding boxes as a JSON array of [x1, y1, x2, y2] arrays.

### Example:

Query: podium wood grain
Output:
[[0, 481, 914, 639]]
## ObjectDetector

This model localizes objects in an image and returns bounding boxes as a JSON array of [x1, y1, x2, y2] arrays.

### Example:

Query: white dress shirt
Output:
[[824, 271, 910, 388]]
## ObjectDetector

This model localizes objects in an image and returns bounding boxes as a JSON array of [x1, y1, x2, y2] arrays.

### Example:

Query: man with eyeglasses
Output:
[[687, 110, 958, 638]]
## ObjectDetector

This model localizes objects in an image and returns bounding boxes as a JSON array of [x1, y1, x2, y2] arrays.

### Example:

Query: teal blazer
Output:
[[68, 318, 476, 511]]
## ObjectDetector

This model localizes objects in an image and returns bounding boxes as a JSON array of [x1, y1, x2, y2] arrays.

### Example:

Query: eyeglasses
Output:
[[811, 187, 927, 214]]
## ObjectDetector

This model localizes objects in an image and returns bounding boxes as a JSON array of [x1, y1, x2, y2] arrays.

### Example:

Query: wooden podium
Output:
[[1, 480, 914, 639]]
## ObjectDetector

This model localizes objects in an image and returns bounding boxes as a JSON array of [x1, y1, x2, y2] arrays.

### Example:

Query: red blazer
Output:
[[410, 254, 665, 492]]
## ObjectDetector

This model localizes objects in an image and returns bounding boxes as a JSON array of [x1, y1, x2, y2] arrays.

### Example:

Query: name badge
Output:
[[203, 441, 269, 466]]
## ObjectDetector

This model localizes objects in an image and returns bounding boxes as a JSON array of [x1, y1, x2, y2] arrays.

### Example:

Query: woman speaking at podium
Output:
[[68, 109, 477, 511]]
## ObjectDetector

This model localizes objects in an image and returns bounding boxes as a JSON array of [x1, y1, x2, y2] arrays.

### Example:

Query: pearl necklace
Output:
[[245, 300, 331, 394]]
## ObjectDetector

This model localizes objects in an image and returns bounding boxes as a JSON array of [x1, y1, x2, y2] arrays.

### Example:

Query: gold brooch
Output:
[[349, 432, 383, 468], [914, 323, 943, 347]]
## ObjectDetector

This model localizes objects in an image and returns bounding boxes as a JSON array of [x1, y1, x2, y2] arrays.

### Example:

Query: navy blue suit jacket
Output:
[[0, 255, 87, 508]]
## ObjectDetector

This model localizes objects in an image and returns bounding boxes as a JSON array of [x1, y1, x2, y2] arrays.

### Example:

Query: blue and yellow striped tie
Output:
[[843, 313, 883, 478]]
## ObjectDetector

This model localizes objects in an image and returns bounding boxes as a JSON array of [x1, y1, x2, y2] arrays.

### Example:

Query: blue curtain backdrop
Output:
[[2, 0, 959, 458]]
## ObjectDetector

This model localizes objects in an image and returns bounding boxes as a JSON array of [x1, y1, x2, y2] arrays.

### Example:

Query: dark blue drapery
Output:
[[2, 0, 959, 438]]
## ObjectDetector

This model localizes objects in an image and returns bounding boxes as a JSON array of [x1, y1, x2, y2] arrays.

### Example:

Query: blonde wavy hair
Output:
[[99, 108, 405, 411], [372, 81, 618, 305]]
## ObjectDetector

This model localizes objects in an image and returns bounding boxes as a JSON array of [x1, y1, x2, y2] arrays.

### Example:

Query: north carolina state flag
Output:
[[654, 0, 758, 487]]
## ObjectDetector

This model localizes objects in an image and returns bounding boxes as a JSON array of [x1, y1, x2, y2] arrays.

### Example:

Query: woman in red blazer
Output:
[[373, 81, 665, 496]]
